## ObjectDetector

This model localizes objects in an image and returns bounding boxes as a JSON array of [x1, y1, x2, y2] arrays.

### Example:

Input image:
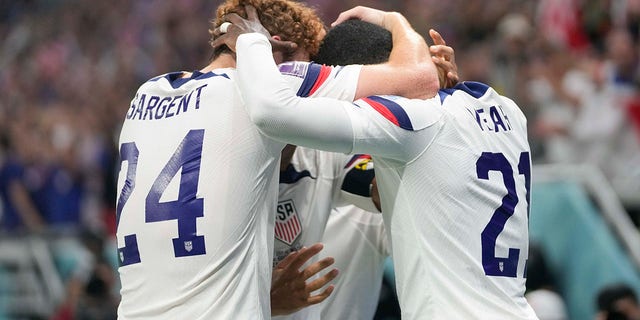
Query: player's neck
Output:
[[201, 53, 236, 72], [280, 145, 297, 172]]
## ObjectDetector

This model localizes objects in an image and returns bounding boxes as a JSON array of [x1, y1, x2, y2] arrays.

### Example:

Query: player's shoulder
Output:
[[354, 95, 443, 131], [278, 61, 361, 98], [437, 81, 519, 108], [134, 72, 171, 91], [439, 81, 527, 126], [442, 81, 525, 114], [438, 81, 493, 99], [139, 70, 234, 91]]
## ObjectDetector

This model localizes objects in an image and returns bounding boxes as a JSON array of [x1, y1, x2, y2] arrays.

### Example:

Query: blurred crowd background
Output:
[[1, 0, 640, 319]]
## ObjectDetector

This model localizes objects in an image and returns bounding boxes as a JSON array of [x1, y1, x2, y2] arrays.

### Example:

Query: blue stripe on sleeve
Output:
[[367, 96, 414, 130], [295, 63, 322, 97]]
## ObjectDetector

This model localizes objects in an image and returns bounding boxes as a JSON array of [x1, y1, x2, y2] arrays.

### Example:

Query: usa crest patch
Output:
[[275, 200, 302, 245]]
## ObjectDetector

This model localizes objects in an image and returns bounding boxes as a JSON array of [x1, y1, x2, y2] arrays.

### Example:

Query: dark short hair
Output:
[[313, 19, 392, 66], [597, 283, 638, 311]]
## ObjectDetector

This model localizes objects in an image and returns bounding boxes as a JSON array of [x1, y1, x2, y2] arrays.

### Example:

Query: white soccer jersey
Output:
[[236, 33, 539, 320], [320, 205, 389, 320], [273, 62, 364, 320], [273, 60, 361, 264], [347, 90, 537, 320], [273, 147, 348, 263], [273, 149, 378, 320], [116, 69, 283, 319], [272, 147, 349, 320], [116, 60, 362, 319]]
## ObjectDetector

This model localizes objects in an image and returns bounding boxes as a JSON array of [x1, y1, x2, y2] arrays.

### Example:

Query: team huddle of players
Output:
[[115, 0, 538, 319]]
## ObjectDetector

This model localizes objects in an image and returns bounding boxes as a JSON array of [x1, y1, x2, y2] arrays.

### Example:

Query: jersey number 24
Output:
[[116, 129, 206, 266]]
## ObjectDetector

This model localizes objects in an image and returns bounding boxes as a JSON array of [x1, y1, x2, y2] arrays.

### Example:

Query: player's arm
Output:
[[279, 21, 458, 102], [237, 33, 357, 153], [236, 31, 444, 160], [271, 244, 339, 316], [221, 6, 437, 157], [332, 6, 439, 100], [213, 5, 439, 101]]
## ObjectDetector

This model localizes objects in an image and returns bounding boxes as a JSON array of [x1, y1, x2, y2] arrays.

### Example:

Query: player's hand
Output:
[[331, 6, 410, 33], [211, 5, 297, 53], [429, 29, 459, 89], [270, 243, 339, 316], [332, 6, 388, 27]]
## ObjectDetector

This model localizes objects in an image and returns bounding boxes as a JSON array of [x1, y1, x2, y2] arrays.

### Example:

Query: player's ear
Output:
[[270, 35, 298, 55]]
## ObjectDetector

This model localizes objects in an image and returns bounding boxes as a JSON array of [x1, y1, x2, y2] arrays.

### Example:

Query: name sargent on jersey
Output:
[[126, 84, 208, 121]]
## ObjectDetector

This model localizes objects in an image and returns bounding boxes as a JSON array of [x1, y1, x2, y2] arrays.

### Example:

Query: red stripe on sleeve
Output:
[[308, 65, 332, 96], [361, 97, 400, 126]]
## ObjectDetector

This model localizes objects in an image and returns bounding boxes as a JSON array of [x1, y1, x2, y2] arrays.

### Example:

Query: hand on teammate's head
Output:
[[211, 5, 297, 53], [428, 29, 459, 89], [332, 6, 388, 27]]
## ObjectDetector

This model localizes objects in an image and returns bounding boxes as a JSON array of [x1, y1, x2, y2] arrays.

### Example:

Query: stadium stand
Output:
[[0, 236, 65, 319], [1, 1, 639, 319], [529, 164, 640, 320]]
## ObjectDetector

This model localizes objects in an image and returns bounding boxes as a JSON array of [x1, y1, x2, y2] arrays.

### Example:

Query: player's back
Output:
[[370, 82, 537, 319], [116, 69, 282, 319]]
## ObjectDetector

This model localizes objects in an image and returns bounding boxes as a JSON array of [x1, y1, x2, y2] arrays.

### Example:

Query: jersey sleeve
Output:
[[237, 33, 356, 154], [278, 61, 362, 100], [344, 95, 443, 161]]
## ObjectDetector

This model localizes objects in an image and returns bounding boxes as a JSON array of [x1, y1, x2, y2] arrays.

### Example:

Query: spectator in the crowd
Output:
[[598, 28, 640, 211], [596, 283, 640, 320], [530, 25, 640, 214], [525, 244, 568, 320], [0, 126, 45, 233], [0, 1, 639, 318]]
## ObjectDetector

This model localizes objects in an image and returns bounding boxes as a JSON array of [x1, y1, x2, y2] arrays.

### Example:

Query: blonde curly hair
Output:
[[209, 0, 326, 58]]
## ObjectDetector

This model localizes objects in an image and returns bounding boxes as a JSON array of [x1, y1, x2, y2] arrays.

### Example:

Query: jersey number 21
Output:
[[477, 151, 531, 278]]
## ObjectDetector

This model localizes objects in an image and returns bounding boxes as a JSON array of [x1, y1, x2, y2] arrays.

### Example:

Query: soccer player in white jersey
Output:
[[269, 18, 458, 319], [271, 149, 376, 319], [276, 20, 453, 319], [211, 3, 443, 320], [222, 6, 540, 319], [311, 20, 444, 320], [115, 1, 439, 319], [320, 204, 390, 320]]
